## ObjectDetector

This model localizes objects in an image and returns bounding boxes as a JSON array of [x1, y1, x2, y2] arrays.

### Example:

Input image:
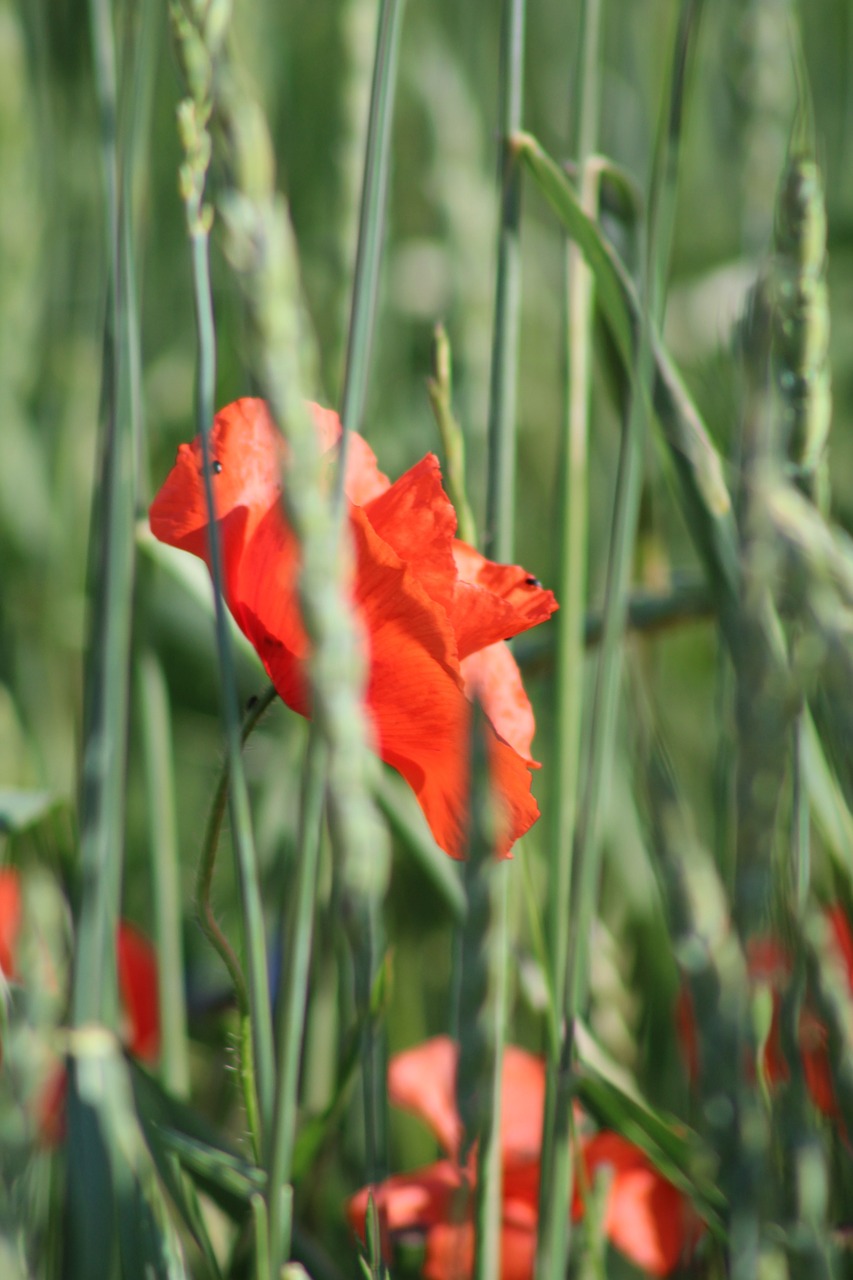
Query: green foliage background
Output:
[[2, 0, 853, 1275]]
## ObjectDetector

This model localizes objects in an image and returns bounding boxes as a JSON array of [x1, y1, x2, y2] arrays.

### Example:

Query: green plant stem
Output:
[[474, 0, 527, 1273], [73, 0, 137, 1034], [268, 731, 327, 1272], [194, 685, 278, 1020], [336, 0, 406, 498], [136, 649, 189, 1097], [484, 0, 525, 565], [427, 323, 477, 546], [186, 202, 276, 1152], [537, 0, 602, 1270]]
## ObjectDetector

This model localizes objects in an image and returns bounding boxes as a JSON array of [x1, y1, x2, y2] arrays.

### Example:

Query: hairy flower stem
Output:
[[194, 683, 278, 1156]]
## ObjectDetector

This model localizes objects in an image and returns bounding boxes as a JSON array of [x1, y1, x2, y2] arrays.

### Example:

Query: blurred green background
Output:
[[1, 0, 853, 1269]]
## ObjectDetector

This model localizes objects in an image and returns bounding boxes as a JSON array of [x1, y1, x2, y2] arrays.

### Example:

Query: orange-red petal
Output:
[[0, 868, 21, 980], [389, 1036, 461, 1156], [423, 1217, 538, 1280], [576, 1132, 693, 1277], [347, 1159, 464, 1239], [451, 541, 557, 660], [460, 642, 538, 765], [387, 1037, 546, 1163]]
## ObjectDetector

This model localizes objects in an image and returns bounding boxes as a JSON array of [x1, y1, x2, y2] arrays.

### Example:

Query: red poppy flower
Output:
[[347, 1036, 695, 1278], [675, 911, 853, 1118], [0, 870, 161, 1144], [149, 399, 557, 859]]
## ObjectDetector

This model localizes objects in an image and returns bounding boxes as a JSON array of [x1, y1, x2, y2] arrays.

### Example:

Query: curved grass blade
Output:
[[514, 131, 740, 634]]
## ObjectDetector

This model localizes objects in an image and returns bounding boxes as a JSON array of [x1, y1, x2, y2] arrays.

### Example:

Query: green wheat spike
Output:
[[771, 149, 832, 508]]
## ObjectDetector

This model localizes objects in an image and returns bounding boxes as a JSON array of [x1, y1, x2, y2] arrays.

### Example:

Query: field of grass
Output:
[[3, 0, 853, 1276]]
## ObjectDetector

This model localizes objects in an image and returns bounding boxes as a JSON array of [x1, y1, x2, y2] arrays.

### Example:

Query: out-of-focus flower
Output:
[[676, 906, 853, 1117], [149, 399, 557, 859], [0, 868, 160, 1144], [348, 1036, 696, 1278]]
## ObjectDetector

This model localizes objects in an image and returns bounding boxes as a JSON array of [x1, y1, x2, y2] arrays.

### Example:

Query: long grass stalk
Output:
[[326, 0, 408, 1227], [68, 2, 145, 1272], [208, 27, 394, 1269], [474, 0, 527, 1272], [72, 0, 138, 1035], [136, 650, 190, 1097], [455, 703, 504, 1280], [484, 0, 525, 566], [182, 138, 276, 1158], [268, 733, 326, 1270], [337, 0, 406, 464], [537, 2, 603, 1273], [544, 6, 705, 1277]]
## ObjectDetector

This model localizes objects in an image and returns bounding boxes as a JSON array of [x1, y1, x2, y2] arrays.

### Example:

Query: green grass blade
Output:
[[471, 1, 528, 1272], [338, 0, 406, 449], [171, 6, 278, 1156], [484, 0, 526, 566], [268, 733, 326, 1268], [72, 0, 139, 1034], [136, 650, 190, 1098], [515, 131, 740, 632], [455, 702, 503, 1280], [537, 3, 603, 1275]]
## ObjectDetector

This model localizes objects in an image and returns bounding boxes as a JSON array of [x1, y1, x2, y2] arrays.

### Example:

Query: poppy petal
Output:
[[149, 398, 284, 566], [0, 868, 22, 981], [578, 1132, 692, 1277], [451, 541, 558, 659], [311, 404, 391, 504], [500, 1047, 547, 1162], [461, 643, 538, 764], [387, 1038, 546, 1164], [116, 922, 160, 1063], [389, 1036, 461, 1156], [347, 1159, 463, 1238], [351, 504, 538, 858]]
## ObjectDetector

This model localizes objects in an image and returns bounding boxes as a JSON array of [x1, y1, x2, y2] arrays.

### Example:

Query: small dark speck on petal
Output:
[[212, 459, 223, 474], [525, 575, 541, 587]]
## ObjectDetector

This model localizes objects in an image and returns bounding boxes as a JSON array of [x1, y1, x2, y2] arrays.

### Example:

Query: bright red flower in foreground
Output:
[[149, 399, 557, 859], [347, 1036, 695, 1278]]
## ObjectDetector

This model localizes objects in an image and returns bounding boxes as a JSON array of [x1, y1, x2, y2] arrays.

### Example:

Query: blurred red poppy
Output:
[[0, 869, 160, 1144], [149, 399, 557, 859], [0, 868, 21, 982], [347, 1036, 695, 1278], [675, 906, 853, 1118]]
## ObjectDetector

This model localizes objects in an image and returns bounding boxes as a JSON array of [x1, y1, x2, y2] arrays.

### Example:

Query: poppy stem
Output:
[[194, 685, 278, 1025]]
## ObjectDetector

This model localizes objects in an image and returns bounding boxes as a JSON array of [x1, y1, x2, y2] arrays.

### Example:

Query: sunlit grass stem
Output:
[[186, 169, 276, 1158], [72, 0, 137, 1035], [136, 650, 190, 1097], [337, 0, 406, 476], [537, 1, 603, 1274], [476, 0, 527, 1272]]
